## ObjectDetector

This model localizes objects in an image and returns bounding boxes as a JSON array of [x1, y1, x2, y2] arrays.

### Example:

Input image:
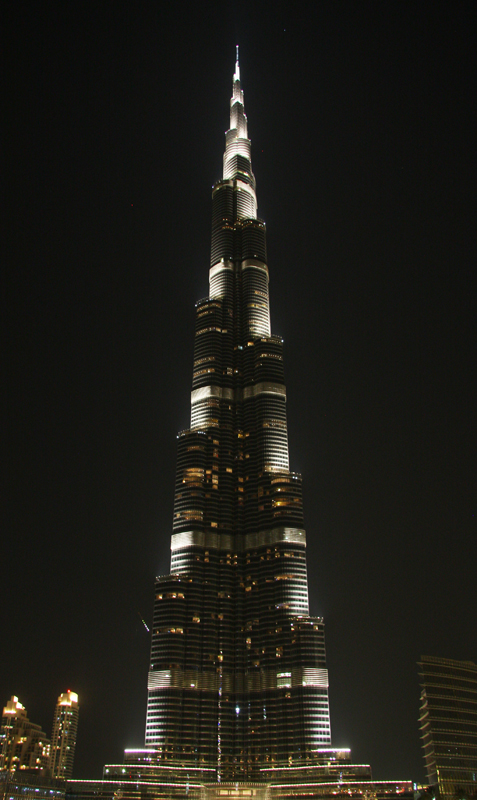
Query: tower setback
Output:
[[145, 49, 332, 784]]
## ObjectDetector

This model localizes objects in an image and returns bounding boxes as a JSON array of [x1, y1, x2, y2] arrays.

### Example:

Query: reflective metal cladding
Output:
[[145, 51, 332, 783]]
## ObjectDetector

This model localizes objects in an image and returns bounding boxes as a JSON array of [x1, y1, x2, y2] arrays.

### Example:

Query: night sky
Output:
[[4, 0, 476, 786]]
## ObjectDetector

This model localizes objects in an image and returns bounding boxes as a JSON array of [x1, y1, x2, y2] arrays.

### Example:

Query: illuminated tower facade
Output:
[[49, 691, 79, 780], [145, 50, 332, 784], [0, 697, 50, 773]]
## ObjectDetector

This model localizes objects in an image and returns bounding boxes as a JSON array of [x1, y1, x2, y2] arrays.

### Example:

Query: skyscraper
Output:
[[68, 50, 417, 800], [49, 691, 79, 780], [0, 696, 50, 773], [145, 47, 332, 786], [418, 656, 477, 800]]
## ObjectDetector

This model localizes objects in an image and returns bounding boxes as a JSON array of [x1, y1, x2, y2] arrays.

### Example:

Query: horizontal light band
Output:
[[190, 385, 234, 405], [241, 259, 269, 276], [190, 382, 286, 408], [245, 527, 306, 548], [243, 382, 286, 400], [171, 531, 234, 551], [147, 670, 172, 689], [301, 668, 329, 688], [170, 527, 306, 552], [209, 259, 269, 281], [209, 260, 234, 280], [147, 667, 328, 692]]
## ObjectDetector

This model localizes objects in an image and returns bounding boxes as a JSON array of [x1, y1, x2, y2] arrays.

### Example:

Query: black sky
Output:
[[3, 0, 476, 786]]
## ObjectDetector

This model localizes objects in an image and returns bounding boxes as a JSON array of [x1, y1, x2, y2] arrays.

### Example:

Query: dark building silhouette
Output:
[[419, 656, 477, 800]]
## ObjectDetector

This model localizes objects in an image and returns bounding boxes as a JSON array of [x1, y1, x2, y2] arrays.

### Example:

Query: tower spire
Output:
[[226, 50, 252, 188], [233, 45, 241, 83]]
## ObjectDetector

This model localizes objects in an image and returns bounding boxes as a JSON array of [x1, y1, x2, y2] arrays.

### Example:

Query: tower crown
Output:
[[222, 54, 256, 217]]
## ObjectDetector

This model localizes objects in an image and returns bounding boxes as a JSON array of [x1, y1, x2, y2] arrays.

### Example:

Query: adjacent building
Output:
[[0, 772, 65, 800], [419, 656, 477, 799], [50, 692, 79, 780], [0, 690, 78, 788], [0, 696, 50, 773]]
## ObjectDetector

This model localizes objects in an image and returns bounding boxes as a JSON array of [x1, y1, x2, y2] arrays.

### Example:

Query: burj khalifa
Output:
[[145, 48, 332, 785], [67, 48, 413, 800]]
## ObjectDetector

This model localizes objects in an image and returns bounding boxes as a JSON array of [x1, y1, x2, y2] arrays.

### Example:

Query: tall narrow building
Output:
[[145, 48, 332, 785], [49, 691, 79, 780], [419, 656, 477, 800]]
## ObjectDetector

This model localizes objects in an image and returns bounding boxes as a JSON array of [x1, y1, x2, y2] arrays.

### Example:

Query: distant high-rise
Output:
[[144, 47, 332, 786], [49, 691, 79, 780], [419, 656, 477, 799], [0, 696, 50, 773]]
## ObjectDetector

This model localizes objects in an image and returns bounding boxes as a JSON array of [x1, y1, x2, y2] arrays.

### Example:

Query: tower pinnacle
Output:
[[234, 45, 240, 81]]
